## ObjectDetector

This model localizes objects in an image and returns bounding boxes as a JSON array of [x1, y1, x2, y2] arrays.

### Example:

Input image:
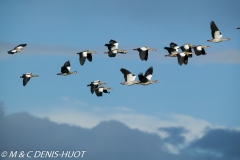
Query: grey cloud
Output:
[[158, 127, 188, 145], [185, 128, 240, 159], [0, 110, 239, 160]]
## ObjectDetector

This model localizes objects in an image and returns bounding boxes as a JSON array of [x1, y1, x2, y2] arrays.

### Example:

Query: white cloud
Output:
[[33, 97, 216, 154]]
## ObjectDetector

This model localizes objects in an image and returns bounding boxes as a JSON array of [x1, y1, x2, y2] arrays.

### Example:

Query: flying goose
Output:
[[87, 80, 107, 94], [133, 46, 157, 61], [177, 52, 188, 66], [237, 28, 240, 30], [120, 68, 138, 86], [138, 66, 159, 85], [104, 39, 127, 57], [8, 44, 27, 54], [94, 86, 113, 97], [164, 42, 179, 57], [20, 73, 39, 86], [207, 21, 230, 42], [192, 45, 210, 56], [57, 61, 77, 76], [180, 44, 193, 57], [77, 50, 96, 66]]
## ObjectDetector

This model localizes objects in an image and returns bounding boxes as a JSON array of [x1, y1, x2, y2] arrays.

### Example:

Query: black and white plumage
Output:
[[77, 50, 96, 66], [8, 44, 27, 54], [177, 52, 188, 66], [207, 21, 230, 43], [104, 39, 127, 57], [133, 46, 157, 61], [180, 44, 193, 58], [138, 67, 159, 85], [192, 45, 210, 56], [164, 42, 179, 57], [94, 86, 113, 97], [87, 80, 107, 94], [20, 73, 39, 86], [120, 68, 138, 86], [57, 61, 77, 76]]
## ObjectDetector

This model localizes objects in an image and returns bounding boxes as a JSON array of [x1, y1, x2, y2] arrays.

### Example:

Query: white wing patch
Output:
[[146, 74, 152, 80], [98, 88, 103, 92], [126, 74, 133, 82], [114, 43, 119, 49], [197, 46, 202, 51], [179, 52, 186, 57], [140, 47, 147, 51], [82, 51, 87, 57], [67, 66, 71, 71], [214, 31, 222, 39], [132, 75, 136, 81], [184, 44, 189, 49], [112, 49, 118, 53]]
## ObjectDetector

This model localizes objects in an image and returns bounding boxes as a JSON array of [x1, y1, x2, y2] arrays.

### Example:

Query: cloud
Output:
[[186, 128, 240, 159], [1, 110, 240, 160], [33, 97, 213, 154]]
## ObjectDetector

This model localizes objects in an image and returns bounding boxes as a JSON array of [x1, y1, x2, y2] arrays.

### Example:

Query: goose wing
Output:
[[138, 73, 148, 83], [210, 21, 222, 39], [61, 61, 71, 73], [95, 88, 103, 97], [77, 52, 86, 65], [170, 42, 178, 49], [91, 84, 98, 94], [183, 55, 188, 65], [109, 39, 118, 49], [139, 50, 148, 61], [16, 44, 27, 48], [23, 77, 31, 86], [144, 66, 153, 80], [177, 53, 186, 66], [120, 68, 131, 82], [108, 51, 117, 57], [87, 53, 92, 62]]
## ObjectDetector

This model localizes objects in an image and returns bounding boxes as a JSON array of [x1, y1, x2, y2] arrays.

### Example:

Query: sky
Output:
[[0, 0, 240, 160]]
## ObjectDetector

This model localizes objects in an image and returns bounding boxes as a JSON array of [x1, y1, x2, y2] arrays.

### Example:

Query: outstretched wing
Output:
[[144, 67, 153, 80], [95, 89, 103, 97], [210, 21, 221, 39], [120, 68, 131, 82], [61, 61, 71, 73], [77, 52, 86, 65], [138, 73, 148, 83], [139, 50, 148, 61], [87, 54, 92, 62], [23, 77, 30, 86]]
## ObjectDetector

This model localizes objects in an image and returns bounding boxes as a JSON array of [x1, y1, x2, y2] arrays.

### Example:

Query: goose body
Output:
[[180, 44, 193, 57], [57, 61, 77, 76], [20, 73, 39, 86], [138, 67, 159, 85], [207, 21, 230, 43], [237, 27, 240, 30], [193, 45, 210, 56], [104, 39, 127, 57], [95, 86, 113, 97], [120, 68, 138, 86], [8, 44, 27, 54], [77, 50, 96, 66], [133, 46, 156, 61], [164, 42, 179, 57], [87, 80, 107, 94]]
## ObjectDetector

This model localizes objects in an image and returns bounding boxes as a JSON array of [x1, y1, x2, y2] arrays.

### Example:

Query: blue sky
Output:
[[0, 0, 240, 159]]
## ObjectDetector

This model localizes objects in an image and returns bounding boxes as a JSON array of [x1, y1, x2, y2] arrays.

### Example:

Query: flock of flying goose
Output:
[[7, 21, 238, 97]]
